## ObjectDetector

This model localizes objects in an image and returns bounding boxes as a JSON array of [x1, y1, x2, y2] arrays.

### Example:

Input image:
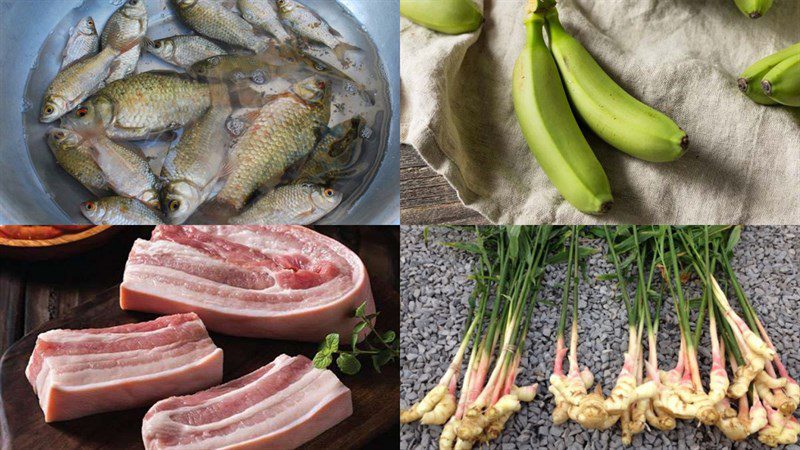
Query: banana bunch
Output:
[[733, 0, 774, 19], [739, 42, 800, 107], [512, 0, 686, 214], [400, 0, 483, 35]]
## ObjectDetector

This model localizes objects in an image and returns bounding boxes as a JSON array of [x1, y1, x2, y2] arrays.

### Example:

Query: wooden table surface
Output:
[[401, 144, 490, 225], [0, 226, 399, 449]]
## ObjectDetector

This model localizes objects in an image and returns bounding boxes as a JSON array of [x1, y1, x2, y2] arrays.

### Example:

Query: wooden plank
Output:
[[401, 144, 490, 224], [0, 261, 25, 354], [1, 229, 399, 450]]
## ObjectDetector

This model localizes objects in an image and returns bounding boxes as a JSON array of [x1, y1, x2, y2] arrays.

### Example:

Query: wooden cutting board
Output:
[[0, 232, 399, 450]]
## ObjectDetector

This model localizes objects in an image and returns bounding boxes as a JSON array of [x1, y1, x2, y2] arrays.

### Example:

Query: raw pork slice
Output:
[[142, 354, 353, 450], [25, 313, 223, 422], [120, 226, 375, 341]]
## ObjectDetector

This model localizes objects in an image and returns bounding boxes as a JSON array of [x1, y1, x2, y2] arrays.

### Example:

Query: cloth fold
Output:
[[400, 0, 800, 224]]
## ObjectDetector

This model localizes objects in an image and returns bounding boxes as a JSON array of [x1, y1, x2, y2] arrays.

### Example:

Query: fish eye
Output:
[[154, 41, 162, 48], [129, 0, 138, 5], [53, 131, 65, 139], [76, 107, 88, 117], [84, 202, 96, 211], [87, 19, 94, 26], [317, 81, 326, 89], [169, 200, 181, 212], [324, 188, 335, 198], [44, 105, 54, 114]]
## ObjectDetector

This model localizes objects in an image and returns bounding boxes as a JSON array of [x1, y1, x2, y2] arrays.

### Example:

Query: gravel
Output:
[[400, 226, 800, 450]]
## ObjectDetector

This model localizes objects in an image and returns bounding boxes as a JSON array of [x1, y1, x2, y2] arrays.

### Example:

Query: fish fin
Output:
[[216, 159, 236, 181]]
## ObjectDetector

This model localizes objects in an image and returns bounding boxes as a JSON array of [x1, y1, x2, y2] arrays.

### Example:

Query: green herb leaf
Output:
[[381, 330, 396, 343], [354, 302, 367, 318], [319, 333, 339, 355], [337, 353, 361, 375], [313, 352, 333, 369], [353, 321, 368, 335]]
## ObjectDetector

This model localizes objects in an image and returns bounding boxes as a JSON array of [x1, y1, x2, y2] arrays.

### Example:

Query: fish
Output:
[[237, 0, 293, 45], [189, 53, 295, 85], [62, 72, 211, 141], [145, 35, 227, 70], [66, 111, 161, 208], [40, 45, 123, 123], [293, 51, 376, 105], [100, 0, 148, 82], [61, 17, 100, 69], [276, 0, 361, 64], [229, 183, 341, 224], [46, 127, 110, 196], [214, 76, 331, 211], [161, 86, 233, 224], [81, 197, 165, 225], [172, 0, 271, 53], [295, 116, 363, 184]]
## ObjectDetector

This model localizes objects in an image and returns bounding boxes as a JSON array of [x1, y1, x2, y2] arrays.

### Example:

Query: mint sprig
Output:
[[313, 301, 399, 375]]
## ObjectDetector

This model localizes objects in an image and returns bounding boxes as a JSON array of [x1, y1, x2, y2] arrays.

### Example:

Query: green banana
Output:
[[761, 53, 800, 106], [545, 10, 687, 163], [512, 8, 612, 214], [400, 0, 483, 34], [733, 0, 774, 18], [738, 41, 800, 105]]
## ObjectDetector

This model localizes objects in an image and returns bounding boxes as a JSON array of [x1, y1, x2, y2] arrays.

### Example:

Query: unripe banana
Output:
[[738, 41, 800, 105], [761, 53, 800, 106], [512, 9, 612, 214], [400, 0, 483, 35], [733, 0, 774, 18], [545, 10, 687, 163]]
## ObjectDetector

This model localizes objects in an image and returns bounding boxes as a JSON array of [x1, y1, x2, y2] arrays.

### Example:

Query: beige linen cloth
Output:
[[400, 0, 800, 224]]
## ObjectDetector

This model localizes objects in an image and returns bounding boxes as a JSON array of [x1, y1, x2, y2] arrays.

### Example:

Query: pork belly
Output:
[[121, 226, 375, 341], [25, 313, 223, 422], [142, 354, 352, 450]]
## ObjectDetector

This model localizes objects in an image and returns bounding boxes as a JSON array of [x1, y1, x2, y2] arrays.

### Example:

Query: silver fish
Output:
[[161, 86, 233, 224], [145, 35, 227, 70], [214, 76, 331, 211], [189, 53, 297, 85], [81, 197, 164, 225], [66, 121, 162, 209], [46, 127, 110, 196], [61, 17, 100, 69], [276, 0, 360, 64], [237, 0, 293, 44], [40, 45, 121, 123], [229, 183, 341, 224], [62, 72, 211, 141], [172, 0, 271, 53], [100, 0, 148, 82]]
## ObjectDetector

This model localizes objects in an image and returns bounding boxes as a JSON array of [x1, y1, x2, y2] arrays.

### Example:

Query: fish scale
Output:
[[215, 79, 331, 211]]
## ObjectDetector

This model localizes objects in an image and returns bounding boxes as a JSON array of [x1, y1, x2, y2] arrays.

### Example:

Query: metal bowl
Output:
[[0, 0, 399, 225]]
